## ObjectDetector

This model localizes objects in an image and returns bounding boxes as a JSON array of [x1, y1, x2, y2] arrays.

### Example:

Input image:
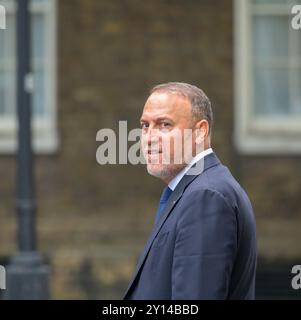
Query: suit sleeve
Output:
[[171, 188, 238, 299]]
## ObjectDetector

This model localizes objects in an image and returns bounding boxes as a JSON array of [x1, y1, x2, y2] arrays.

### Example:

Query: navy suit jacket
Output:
[[123, 152, 257, 300]]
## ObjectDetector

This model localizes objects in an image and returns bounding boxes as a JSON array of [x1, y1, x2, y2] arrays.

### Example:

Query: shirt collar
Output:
[[168, 148, 213, 191]]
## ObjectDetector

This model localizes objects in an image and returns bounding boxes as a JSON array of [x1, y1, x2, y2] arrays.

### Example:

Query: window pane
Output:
[[0, 11, 15, 59], [32, 13, 44, 59], [294, 29, 301, 57], [252, 15, 289, 60], [0, 0, 57, 154], [0, 69, 15, 115], [32, 68, 45, 116], [0, 74, 5, 114], [253, 67, 289, 116], [290, 69, 301, 114], [0, 3, 47, 118], [31, 12, 46, 117], [0, 14, 15, 116]]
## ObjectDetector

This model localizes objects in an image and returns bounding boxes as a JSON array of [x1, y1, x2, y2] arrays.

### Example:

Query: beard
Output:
[[146, 162, 186, 183]]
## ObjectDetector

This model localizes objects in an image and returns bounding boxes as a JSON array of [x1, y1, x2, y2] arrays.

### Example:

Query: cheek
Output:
[[161, 134, 172, 148], [140, 133, 147, 146], [140, 135, 148, 159], [161, 135, 178, 162], [162, 130, 183, 149]]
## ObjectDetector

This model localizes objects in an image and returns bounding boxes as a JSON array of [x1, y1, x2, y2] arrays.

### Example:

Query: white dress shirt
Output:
[[168, 148, 213, 191]]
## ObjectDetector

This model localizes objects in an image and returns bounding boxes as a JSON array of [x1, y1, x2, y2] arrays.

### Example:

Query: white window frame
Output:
[[234, 0, 301, 154], [0, 0, 58, 154]]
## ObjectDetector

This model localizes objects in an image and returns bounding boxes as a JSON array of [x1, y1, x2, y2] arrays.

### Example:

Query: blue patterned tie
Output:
[[154, 186, 173, 225]]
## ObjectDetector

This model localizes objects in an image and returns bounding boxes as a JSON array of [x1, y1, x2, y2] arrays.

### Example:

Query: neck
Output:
[[162, 145, 212, 185]]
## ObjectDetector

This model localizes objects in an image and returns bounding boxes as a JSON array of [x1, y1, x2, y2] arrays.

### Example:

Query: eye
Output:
[[160, 122, 171, 128], [141, 122, 149, 129]]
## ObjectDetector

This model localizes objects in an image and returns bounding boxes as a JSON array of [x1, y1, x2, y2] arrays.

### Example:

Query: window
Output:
[[0, 0, 58, 153], [234, 0, 301, 154]]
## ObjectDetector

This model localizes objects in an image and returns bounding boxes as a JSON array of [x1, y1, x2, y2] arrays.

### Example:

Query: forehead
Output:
[[141, 91, 191, 120]]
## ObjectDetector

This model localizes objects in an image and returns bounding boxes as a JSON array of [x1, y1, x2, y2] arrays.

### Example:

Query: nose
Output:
[[145, 127, 160, 147], [141, 126, 161, 152]]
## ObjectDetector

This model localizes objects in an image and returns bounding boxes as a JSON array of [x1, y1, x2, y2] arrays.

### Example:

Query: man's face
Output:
[[140, 91, 199, 183]]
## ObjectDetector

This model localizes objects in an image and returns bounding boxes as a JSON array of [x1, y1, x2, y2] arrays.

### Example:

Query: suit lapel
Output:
[[123, 152, 221, 299], [122, 184, 186, 299]]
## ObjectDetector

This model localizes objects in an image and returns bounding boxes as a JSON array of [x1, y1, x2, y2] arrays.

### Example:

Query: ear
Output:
[[194, 119, 209, 144]]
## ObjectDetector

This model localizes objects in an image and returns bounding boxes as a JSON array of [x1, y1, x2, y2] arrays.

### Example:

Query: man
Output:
[[123, 82, 257, 300]]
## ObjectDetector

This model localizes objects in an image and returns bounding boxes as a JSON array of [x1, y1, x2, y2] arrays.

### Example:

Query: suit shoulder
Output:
[[188, 163, 252, 212]]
